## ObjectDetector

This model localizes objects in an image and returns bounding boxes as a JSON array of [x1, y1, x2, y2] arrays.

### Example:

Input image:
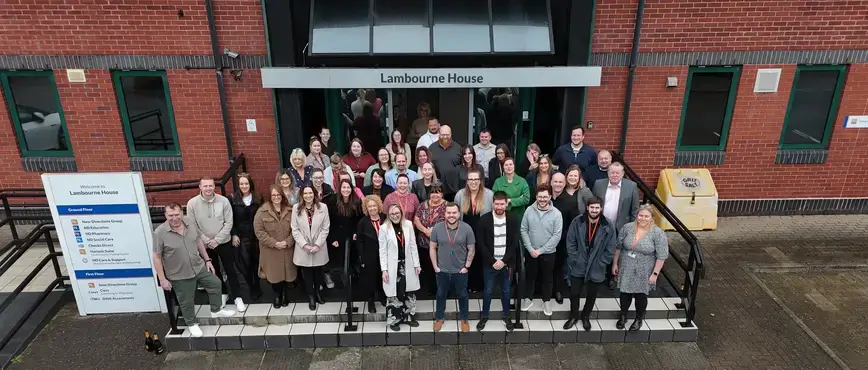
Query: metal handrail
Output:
[[612, 152, 704, 327], [511, 245, 526, 329], [342, 236, 358, 331]]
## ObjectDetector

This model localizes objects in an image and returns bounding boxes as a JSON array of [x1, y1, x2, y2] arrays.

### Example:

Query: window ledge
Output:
[[673, 150, 725, 166], [129, 156, 184, 172], [22, 156, 77, 172], [775, 149, 827, 165]]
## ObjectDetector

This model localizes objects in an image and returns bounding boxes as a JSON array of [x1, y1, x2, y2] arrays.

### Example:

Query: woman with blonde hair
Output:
[[613, 204, 669, 332], [411, 162, 438, 202], [288, 148, 311, 187], [526, 155, 556, 190], [453, 168, 493, 292], [379, 203, 422, 331], [356, 195, 387, 312], [563, 165, 594, 211], [291, 184, 331, 311], [253, 184, 297, 308], [275, 169, 299, 206], [408, 102, 431, 147]]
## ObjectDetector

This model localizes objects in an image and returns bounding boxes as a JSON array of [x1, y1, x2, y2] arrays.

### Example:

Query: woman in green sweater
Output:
[[492, 157, 531, 219]]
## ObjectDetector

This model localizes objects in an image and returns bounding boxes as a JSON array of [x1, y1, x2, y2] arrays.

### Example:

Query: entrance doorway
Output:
[[326, 86, 532, 158]]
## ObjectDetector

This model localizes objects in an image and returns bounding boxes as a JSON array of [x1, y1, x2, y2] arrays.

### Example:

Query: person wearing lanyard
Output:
[[379, 203, 423, 331], [429, 203, 476, 333], [291, 185, 331, 311], [612, 204, 669, 332], [412, 183, 447, 296], [563, 196, 616, 331], [356, 195, 388, 313]]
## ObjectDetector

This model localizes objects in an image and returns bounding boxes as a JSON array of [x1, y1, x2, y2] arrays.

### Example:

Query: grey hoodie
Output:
[[520, 201, 563, 255], [186, 193, 233, 244]]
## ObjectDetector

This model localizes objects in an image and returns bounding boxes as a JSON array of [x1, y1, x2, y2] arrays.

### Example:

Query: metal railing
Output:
[[612, 152, 704, 327], [0, 154, 248, 341], [342, 237, 358, 332]]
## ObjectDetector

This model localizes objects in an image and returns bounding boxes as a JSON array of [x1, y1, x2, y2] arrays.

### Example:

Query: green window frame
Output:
[[0, 70, 73, 157], [778, 65, 847, 150], [112, 70, 180, 156], [675, 66, 741, 151]]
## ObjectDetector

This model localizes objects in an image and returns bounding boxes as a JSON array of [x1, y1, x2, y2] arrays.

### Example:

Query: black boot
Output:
[[367, 299, 377, 314], [407, 314, 419, 327], [273, 293, 282, 309], [629, 315, 644, 332], [563, 315, 579, 330], [315, 292, 326, 305], [282, 285, 292, 307], [308, 295, 317, 311], [555, 292, 564, 305], [616, 312, 628, 330], [581, 313, 592, 332]]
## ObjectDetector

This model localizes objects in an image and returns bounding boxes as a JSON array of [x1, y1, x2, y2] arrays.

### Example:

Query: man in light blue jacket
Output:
[[520, 184, 563, 316]]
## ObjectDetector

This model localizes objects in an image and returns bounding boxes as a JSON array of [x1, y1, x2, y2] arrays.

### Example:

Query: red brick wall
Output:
[[586, 0, 868, 199], [0, 0, 276, 206], [593, 0, 868, 53]]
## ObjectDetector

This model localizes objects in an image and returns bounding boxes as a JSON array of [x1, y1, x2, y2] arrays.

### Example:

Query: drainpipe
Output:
[[618, 0, 646, 155], [205, 0, 235, 163]]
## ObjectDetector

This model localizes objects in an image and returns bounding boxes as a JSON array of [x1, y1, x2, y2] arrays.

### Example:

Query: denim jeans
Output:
[[435, 272, 469, 320], [482, 266, 511, 318]]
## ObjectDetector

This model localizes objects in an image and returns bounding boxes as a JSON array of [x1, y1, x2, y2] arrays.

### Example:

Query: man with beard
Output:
[[427, 125, 463, 201], [520, 185, 563, 316], [415, 118, 441, 149], [385, 153, 418, 189], [583, 149, 612, 192], [430, 202, 475, 333], [563, 196, 616, 330], [475, 191, 519, 331]]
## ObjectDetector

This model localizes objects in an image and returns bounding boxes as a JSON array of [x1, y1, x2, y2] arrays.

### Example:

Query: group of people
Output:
[[151, 119, 669, 338]]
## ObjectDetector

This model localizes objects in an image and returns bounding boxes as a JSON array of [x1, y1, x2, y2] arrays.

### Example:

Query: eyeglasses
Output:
[[467, 178, 481, 182]]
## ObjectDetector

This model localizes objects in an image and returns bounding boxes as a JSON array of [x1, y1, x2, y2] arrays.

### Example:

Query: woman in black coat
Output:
[[362, 168, 394, 201], [356, 195, 388, 313], [324, 179, 364, 290], [229, 174, 264, 300], [486, 144, 509, 188]]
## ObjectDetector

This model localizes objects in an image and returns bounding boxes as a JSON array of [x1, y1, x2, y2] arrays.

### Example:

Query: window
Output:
[[372, 0, 430, 54], [779, 65, 847, 149], [676, 66, 741, 151], [431, 0, 491, 53], [491, 0, 552, 53], [0, 71, 72, 156], [112, 71, 180, 156], [310, 0, 371, 54]]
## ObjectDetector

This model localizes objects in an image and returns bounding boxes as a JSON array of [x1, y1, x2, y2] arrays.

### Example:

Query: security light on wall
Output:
[[666, 77, 678, 88], [223, 48, 239, 59]]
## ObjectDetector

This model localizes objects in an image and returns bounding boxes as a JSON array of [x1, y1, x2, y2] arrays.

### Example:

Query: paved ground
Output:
[[5, 215, 868, 370]]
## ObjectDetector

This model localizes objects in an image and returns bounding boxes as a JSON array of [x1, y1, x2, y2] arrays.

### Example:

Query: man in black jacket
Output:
[[475, 191, 519, 332], [563, 196, 616, 331]]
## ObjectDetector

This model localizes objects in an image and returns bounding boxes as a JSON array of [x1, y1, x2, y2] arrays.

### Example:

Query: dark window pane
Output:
[[373, 0, 429, 54], [680, 72, 735, 147], [5, 75, 68, 152], [432, 0, 491, 53], [491, 0, 551, 52], [118, 75, 176, 152], [311, 0, 370, 54], [782, 70, 840, 145]]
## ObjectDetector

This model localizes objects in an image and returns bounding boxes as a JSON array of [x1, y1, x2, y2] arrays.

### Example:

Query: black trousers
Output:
[[301, 266, 325, 297], [569, 276, 603, 318], [361, 258, 385, 302], [418, 247, 436, 295], [620, 292, 648, 317], [271, 281, 286, 295], [524, 252, 556, 301], [468, 248, 484, 292], [206, 242, 244, 300], [553, 243, 567, 298], [235, 235, 261, 295]]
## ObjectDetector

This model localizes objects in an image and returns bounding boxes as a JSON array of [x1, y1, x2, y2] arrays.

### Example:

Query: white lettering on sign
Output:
[[379, 72, 484, 85]]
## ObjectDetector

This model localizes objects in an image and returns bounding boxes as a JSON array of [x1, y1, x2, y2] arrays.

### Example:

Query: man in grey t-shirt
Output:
[[429, 203, 475, 333]]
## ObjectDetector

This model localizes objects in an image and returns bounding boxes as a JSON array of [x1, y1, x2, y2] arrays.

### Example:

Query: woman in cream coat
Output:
[[379, 203, 422, 331], [291, 184, 331, 311]]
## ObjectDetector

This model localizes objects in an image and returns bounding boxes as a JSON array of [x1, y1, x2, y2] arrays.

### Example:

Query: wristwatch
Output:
[[205, 259, 212, 263]]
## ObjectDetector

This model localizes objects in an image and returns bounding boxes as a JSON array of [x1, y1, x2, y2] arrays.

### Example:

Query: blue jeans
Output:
[[482, 266, 511, 318], [435, 272, 469, 320]]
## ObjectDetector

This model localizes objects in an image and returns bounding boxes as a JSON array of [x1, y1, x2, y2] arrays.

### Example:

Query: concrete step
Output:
[[165, 317, 699, 351], [166, 297, 698, 350], [192, 297, 685, 326]]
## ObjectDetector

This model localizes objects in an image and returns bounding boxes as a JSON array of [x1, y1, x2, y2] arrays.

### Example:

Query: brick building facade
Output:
[[0, 0, 866, 213]]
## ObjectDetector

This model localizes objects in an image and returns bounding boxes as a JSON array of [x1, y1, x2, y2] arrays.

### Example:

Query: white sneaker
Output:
[[543, 301, 553, 316], [324, 273, 335, 289], [521, 298, 534, 311], [188, 324, 203, 338], [210, 308, 237, 318], [234, 297, 247, 312]]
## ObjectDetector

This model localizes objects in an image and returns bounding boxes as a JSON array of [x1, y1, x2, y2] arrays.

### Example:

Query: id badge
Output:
[[628, 252, 637, 258]]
